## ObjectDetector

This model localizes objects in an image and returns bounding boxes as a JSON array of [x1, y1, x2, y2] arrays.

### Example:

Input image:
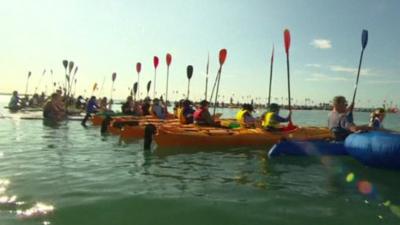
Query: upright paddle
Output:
[[186, 65, 194, 99], [136, 62, 141, 99], [146, 80, 152, 98], [62, 60, 68, 95], [205, 52, 210, 100], [91, 83, 98, 95], [211, 49, 227, 116], [165, 53, 172, 103], [133, 82, 138, 101], [24, 71, 32, 96], [351, 30, 369, 111], [267, 45, 274, 106], [283, 29, 296, 130], [153, 56, 159, 98], [110, 72, 117, 100]]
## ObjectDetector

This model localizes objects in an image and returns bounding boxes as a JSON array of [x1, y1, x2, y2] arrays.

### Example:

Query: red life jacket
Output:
[[193, 108, 205, 121]]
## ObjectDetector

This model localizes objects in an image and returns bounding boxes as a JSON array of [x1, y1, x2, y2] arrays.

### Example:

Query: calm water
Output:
[[0, 95, 400, 225]]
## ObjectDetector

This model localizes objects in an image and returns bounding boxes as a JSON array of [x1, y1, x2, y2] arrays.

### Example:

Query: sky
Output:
[[1, 0, 399, 107]]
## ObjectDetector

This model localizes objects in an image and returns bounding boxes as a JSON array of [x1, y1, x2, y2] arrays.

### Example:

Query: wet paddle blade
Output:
[[112, 72, 117, 82], [166, 53, 172, 66], [187, 65, 193, 80], [219, 49, 227, 65], [284, 29, 291, 55], [62, 60, 68, 70], [362, 29, 368, 49], [68, 61, 74, 74], [28, 71, 32, 78], [147, 81, 151, 93], [136, 62, 141, 73], [153, 56, 159, 69]]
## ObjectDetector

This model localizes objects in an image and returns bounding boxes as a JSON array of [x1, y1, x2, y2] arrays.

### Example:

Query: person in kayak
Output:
[[141, 97, 151, 116], [328, 96, 371, 141], [121, 96, 135, 115], [150, 98, 166, 119], [236, 104, 257, 128], [369, 108, 385, 129], [81, 96, 99, 127], [178, 100, 195, 124], [8, 91, 21, 111], [261, 103, 291, 131], [43, 93, 66, 121], [194, 100, 219, 126]]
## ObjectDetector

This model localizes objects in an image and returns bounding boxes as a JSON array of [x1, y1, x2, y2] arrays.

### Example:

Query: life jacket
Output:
[[193, 108, 205, 121], [177, 107, 187, 124], [262, 112, 279, 129], [235, 109, 248, 127]]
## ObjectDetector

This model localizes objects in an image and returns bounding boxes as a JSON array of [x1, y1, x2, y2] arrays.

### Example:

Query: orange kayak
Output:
[[119, 119, 179, 139], [154, 124, 332, 148]]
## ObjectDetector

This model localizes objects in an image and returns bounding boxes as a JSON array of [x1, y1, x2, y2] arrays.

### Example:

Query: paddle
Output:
[[136, 62, 141, 99], [283, 29, 295, 130], [67, 61, 74, 96], [153, 56, 159, 98], [146, 80, 152, 98], [62, 60, 68, 95], [205, 52, 210, 100], [267, 45, 274, 106], [24, 71, 32, 96], [110, 72, 117, 101], [35, 69, 46, 94], [186, 65, 193, 99], [92, 82, 98, 95], [350, 30, 368, 111], [133, 82, 138, 100], [165, 53, 172, 103], [211, 49, 227, 116]]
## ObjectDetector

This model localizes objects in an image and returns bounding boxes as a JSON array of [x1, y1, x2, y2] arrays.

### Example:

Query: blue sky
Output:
[[1, 0, 399, 107]]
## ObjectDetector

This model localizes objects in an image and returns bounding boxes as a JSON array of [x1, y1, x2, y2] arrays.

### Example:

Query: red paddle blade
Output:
[[153, 56, 159, 69], [284, 29, 291, 55], [282, 121, 297, 132], [112, 72, 117, 82], [219, 49, 227, 65], [166, 53, 172, 66], [136, 62, 141, 73]]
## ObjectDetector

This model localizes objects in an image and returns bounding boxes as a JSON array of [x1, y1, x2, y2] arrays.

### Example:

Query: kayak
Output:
[[268, 140, 347, 157], [345, 131, 400, 170], [119, 118, 178, 139], [91, 113, 126, 126], [154, 125, 332, 148]]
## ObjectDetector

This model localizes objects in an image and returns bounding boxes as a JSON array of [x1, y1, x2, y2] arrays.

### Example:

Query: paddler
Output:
[[178, 99, 195, 124], [194, 100, 219, 126], [261, 103, 291, 131], [235, 104, 257, 128], [328, 96, 371, 141], [81, 96, 99, 127], [8, 91, 21, 111], [369, 108, 385, 129], [150, 98, 166, 119], [43, 93, 66, 121]]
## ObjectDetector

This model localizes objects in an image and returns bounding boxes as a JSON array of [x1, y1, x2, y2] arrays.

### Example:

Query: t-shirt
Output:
[[328, 111, 354, 141]]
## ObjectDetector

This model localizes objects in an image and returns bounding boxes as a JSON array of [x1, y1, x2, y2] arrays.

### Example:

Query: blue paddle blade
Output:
[[362, 30, 368, 49]]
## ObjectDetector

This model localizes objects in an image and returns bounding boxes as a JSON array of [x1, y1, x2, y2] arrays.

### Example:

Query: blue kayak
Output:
[[268, 131, 400, 170], [345, 131, 400, 170], [268, 140, 347, 157]]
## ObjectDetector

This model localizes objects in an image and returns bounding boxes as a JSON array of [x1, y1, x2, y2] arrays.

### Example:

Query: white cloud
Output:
[[306, 73, 348, 82], [310, 39, 332, 49], [330, 65, 371, 76], [305, 64, 321, 68]]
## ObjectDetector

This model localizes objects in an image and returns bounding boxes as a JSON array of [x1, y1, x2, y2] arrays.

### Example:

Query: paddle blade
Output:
[[73, 67, 78, 75], [53, 82, 56, 87], [187, 65, 194, 80], [68, 61, 74, 74], [147, 80, 151, 93], [153, 56, 159, 69], [133, 82, 138, 95], [112, 72, 117, 82], [92, 83, 98, 92], [28, 71, 32, 78], [206, 52, 210, 75], [219, 49, 227, 65], [166, 53, 172, 66], [271, 45, 275, 63], [50, 69, 53, 75], [362, 29, 368, 49], [136, 62, 141, 73], [284, 29, 291, 55], [62, 60, 68, 69]]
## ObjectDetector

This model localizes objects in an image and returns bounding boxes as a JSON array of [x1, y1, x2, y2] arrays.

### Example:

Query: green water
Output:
[[1, 95, 400, 225]]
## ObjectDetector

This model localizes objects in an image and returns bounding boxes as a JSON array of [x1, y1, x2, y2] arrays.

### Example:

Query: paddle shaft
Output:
[[137, 73, 140, 100], [286, 54, 292, 112], [187, 78, 191, 99], [153, 69, 157, 99], [166, 66, 170, 103], [212, 67, 222, 116], [351, 48, 365, 109], [268, 56, 273, 106]]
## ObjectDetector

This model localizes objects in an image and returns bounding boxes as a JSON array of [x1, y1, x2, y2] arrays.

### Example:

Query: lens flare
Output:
[[357, 180, 373, 195], [346, 172, 355, 183]]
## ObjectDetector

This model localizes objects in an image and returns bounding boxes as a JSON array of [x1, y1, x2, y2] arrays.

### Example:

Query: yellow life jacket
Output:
[[235, 109, 248, 127], [177, 107, 187, 124], [262, 112, 279, 128]]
